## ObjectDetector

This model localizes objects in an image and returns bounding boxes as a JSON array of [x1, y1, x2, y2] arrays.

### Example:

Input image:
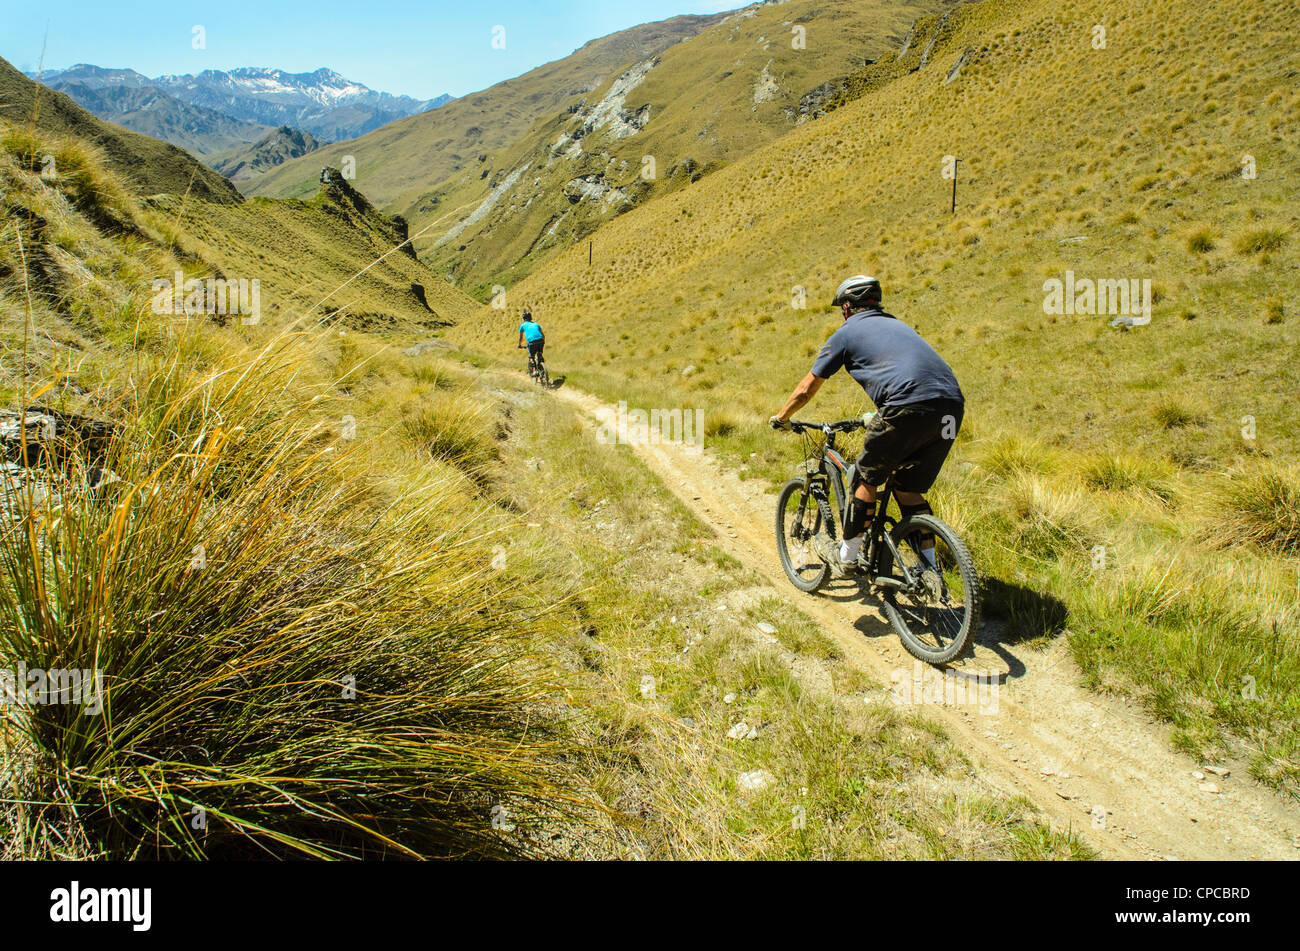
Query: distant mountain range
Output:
[[35, 79, 276, 156], [27, 64, 452, 154]]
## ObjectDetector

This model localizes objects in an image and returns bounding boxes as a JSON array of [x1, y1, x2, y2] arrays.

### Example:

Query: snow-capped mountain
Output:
[[29, 65, 452, 143]]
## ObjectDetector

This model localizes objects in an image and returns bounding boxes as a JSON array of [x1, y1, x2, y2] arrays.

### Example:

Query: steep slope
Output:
[[411, 0, 948, 295], [157, 169, 476, 331], [450, 0, 1300, 787], [0, 113, 473, 344], [1, 56, 242, 203], [210, 126, 321, 182], [46, 81, 273, 156], [245, 13, 731, 204], [463, 0, 1299, 461]]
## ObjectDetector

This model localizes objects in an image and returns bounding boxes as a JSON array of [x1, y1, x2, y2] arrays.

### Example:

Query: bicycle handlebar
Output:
[[786, 418, 867, 435]]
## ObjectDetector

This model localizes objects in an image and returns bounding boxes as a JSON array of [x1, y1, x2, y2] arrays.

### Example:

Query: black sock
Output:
[[844, 498, 874, 539]]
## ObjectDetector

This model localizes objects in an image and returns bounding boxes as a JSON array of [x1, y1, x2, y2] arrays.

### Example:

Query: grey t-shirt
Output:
[[811, 309, 963, 410]]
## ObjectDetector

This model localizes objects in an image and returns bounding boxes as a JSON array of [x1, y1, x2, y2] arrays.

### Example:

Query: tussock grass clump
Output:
[[1078, 453, 1177, 503], [704, 408, 740, 440], [1153, 400, 1203, 430], [1201, 462, 1300, 554], [1185, 226, 1216, 254], [401, 393, 500, 474], [0, 336, 571, 859], [1233, 227, 1287, 256], [1, 126, 133, 219], [974, 433, 1057, 479], [998, 473, 1100, 562]]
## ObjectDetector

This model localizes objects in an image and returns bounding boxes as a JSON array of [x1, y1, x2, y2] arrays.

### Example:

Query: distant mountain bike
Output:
[[521, 345, 549, 387], [774, 418, 979, 665]]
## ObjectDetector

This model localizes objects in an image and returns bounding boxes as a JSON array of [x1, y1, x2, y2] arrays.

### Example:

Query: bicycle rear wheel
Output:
[[775, 479, 831, 593], [876, 514, 979, 664]]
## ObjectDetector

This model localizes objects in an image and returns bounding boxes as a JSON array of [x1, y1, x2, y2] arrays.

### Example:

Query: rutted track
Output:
[[554, 384, 1300, 860]]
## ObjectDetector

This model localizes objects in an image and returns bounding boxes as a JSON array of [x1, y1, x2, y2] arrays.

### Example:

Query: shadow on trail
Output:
[[961, 576, 1068, 680], [979, 576, 1069, 646], [818, 578, 895, 641], [545, 375, 567, 390], [819, 573, 1068, 683]]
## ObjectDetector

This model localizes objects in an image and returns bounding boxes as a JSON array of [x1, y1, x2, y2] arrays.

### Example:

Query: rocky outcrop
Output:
[[787, 79, 845, 123], [753, 61, 782, 106], [562, 174, 630, 206], [944, 49, 972, 86], [318, 168, 418, 258], [1, 406, 117, 493], [551, 57, 657, 163]]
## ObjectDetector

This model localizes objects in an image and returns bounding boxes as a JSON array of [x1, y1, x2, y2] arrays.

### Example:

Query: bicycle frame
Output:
[[792, 422, 924, 593], [526, 349, 545, 378]]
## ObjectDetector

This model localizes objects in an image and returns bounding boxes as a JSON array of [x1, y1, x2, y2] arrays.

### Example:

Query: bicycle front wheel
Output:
[[775, 479, 831, 593], [876, 514, 979, 665]]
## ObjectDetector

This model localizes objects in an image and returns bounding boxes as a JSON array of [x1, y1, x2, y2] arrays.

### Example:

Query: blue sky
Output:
[[2, 0, 744, 100]]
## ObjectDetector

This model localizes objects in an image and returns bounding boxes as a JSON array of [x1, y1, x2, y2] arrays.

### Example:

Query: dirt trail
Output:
[[553, 384, 1299, 860]]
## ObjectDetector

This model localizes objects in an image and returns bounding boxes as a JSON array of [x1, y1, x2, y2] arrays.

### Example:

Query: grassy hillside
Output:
[[451, 0, 1300, 791], [0, 56, 242, 204], [245, 13, 729, 203], [165, 173, 476, 332], [411, 0, 948, 296]]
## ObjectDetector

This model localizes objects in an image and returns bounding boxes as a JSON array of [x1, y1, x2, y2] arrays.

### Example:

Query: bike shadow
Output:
[[970, 576, 1069, 681], [546, 375, 567, 391], [825, 575, 1067, 682], [820, 579, 895, 641]]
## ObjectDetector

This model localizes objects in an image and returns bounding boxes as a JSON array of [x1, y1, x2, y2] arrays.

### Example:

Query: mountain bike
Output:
[[520, 345, 549, 387], [773, 417, 979, 665]]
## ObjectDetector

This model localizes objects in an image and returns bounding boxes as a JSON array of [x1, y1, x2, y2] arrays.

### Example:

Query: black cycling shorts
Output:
[[855, 398, 964, 493], [527, 341, 544, 358]]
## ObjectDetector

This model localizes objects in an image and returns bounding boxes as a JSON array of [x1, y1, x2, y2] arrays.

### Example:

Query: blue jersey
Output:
[[519, 321, 544, 343]]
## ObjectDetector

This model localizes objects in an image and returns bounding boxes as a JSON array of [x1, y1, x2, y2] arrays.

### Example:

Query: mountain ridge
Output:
[[36, 80, 274, 156], [209, 125, 322, 182], [27, 63, 452, 148]]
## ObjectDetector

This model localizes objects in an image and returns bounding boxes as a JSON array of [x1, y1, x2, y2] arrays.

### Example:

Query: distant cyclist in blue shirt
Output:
[[517, 309, 545, 365]]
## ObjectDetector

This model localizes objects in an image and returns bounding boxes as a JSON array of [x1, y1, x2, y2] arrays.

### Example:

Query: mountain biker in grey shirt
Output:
[[771, 275, 965, 572]]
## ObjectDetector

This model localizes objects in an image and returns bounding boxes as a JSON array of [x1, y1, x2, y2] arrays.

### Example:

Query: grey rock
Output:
[[737, 769, 774, 793]]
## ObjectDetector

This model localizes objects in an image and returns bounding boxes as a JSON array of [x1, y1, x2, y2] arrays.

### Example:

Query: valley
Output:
[[0, 0, 1295, 868]]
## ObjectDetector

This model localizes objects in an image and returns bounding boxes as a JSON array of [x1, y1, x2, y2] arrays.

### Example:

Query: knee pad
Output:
[[899, 501, 933, 521]]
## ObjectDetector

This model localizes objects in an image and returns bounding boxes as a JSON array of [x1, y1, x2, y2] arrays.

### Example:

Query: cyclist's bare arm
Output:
[[773, 373, 826, 423]]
